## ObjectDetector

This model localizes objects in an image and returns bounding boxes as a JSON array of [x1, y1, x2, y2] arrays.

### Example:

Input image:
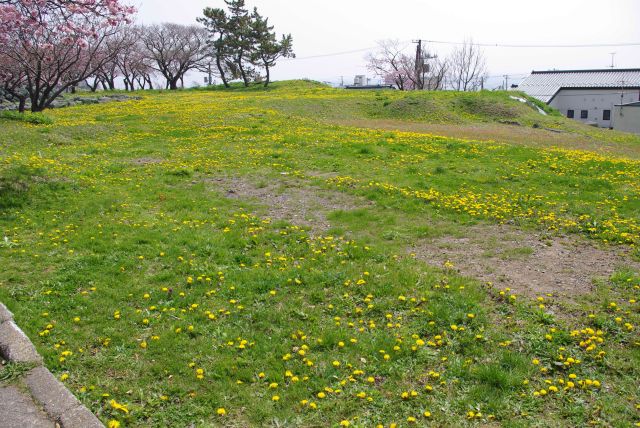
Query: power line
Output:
[[281, 46, 378, 61], [280, 41, 640, 63], [422, 39, 640, 48]]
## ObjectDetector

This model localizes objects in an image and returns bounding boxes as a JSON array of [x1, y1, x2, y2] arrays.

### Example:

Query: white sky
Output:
[[134, 0, 640, 88]]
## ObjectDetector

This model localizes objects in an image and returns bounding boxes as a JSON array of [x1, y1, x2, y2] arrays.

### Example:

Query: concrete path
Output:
[[0, 385, 54, 428], [0, 303, 103, 428]]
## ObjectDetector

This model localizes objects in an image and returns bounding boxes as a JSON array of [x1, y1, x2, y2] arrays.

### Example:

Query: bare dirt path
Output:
[[331, 118, 640, 159]]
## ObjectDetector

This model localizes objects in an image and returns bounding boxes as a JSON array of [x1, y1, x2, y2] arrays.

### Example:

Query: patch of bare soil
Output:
[[208, 175, 371, 233], [411, 224, 639, 298], [130, 157, 164, 166]]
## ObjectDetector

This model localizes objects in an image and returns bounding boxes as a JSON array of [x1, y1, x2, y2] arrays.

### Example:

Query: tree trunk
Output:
[[29, 93, 40, 112], [106, 76, 116, 90], [264, 65, 270, 87], [215, 53, 229, 88], [236, 56, 249, 87], [169, 79, 178, 90], [18, 97, 26, 113], [86, 79, 97, 91]]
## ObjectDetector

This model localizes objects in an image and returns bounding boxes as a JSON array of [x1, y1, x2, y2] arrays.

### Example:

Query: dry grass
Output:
[[331, 118, 640, 159]]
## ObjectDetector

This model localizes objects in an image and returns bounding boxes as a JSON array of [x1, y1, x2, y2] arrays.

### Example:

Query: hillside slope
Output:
[[205, 80, 640, 157], [0, 84, 638, 427]]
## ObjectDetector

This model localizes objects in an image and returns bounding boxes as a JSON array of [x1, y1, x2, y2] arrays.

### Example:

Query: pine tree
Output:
[[198, 8, 231, 87], [250, 9, 294, 87]]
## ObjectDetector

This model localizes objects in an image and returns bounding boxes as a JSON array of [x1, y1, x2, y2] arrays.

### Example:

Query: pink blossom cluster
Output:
[[0, 1, 135, 44], [0, 0, 135, 111]]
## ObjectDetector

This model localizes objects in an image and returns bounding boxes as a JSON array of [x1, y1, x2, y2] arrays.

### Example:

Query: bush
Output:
[[0, 111, 53, 125]]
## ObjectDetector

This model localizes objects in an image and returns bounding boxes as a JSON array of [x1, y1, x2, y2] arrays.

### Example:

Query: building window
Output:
[[580, 110, 588, 119], [603, 110, 611, 121], [567, 110, 574, 118]]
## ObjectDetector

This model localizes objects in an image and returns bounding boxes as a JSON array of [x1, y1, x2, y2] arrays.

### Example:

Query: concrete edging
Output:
[[0, 302, 104, 428]]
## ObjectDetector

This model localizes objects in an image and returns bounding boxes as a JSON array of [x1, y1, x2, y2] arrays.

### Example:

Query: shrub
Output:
[[0, 111, 53, 125]]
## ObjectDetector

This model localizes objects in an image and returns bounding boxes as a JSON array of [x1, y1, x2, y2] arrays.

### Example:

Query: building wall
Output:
[[549, 88, 640, 128], [612, 106, 640, 134]]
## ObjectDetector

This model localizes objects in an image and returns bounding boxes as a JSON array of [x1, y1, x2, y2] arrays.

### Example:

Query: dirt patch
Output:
[[208, 175, 370, 233], [411, 224, 640, 298], [130, 157, 163, 166]]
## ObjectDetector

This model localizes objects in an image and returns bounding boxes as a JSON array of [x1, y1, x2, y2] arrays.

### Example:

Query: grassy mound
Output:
[[0, 85, 638, 427]]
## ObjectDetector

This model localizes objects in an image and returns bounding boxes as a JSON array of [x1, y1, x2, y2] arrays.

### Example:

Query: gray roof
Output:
[[616, 101, 640, 107], [518, 68, 640, 103]]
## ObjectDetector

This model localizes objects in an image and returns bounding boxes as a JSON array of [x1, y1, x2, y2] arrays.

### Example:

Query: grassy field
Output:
[[0, 81, 639, 427]]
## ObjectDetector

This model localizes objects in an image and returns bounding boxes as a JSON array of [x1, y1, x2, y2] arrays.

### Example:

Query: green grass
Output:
[[0, 81, 638, 427], [0, 110, 53, 125], [0, 362, 38, 384]]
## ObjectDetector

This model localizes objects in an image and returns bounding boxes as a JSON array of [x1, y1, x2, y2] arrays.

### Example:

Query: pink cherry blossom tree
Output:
[[0, 0, 135, 112]]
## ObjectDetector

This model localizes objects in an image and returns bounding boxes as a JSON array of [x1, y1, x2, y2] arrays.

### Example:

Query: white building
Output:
[[353, 75, 369, 86], [613, 102, 640, 134], [518, 69, 640, 129]]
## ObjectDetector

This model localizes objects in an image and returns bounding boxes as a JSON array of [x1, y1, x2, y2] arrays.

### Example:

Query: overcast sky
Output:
[[135, 0, 640, 88]]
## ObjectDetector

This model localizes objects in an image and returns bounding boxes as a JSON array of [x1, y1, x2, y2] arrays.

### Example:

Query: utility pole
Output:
[[340, 76, 344, 87], [503, 75, 509, 91], [609, 52, 616, 68], [412, 39, 437, 90], [413, 39, 423, 90]]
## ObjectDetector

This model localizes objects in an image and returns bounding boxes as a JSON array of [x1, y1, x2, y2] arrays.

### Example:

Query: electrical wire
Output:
[[280, 39, 640, 63], [280, 46, 379, 61], [422, 40, 640, 48]]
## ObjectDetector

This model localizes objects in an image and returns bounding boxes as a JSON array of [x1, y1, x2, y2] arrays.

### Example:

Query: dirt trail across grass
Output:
[[411, 223, 640, 299]]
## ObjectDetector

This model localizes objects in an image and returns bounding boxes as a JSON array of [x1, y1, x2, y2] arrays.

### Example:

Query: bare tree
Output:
[[425, 57, 449, 90], [367, 40, 448, 91], [85, 32, 129, 92], [97, 53, 120, 91], [116, 27, 155, 91], [142, 23, 207, 90], [448, 38, 487, 91], [366, 40, 413, 90]]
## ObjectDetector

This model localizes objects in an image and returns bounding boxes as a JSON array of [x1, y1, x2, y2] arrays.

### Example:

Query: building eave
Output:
[[546, 86, 640, 105], [532, 68, 640, 74]]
